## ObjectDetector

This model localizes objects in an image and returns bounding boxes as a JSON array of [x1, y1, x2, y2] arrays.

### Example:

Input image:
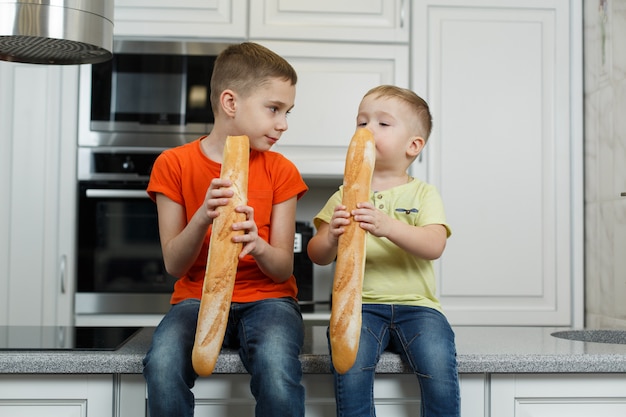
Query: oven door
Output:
[[76, 181, 175, 314]]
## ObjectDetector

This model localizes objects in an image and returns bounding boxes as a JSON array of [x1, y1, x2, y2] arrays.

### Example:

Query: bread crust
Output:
[[192, 135, 250, 376], [330, 128, 376, 374]]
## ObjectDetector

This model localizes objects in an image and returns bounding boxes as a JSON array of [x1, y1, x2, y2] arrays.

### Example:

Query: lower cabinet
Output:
[[491, 374, 626, 417], [120, 373, 484, 417], [5, 373, 626, 416], [191, 374, 424, 417], [0, 375, 113, 417]]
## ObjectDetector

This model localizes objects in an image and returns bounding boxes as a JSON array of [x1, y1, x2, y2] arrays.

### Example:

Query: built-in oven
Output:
[[75, 147, 173, 314], [75, 147, 314, 315]]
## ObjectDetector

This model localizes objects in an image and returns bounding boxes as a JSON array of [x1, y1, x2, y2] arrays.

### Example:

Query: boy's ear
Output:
[[407, 136, 426, 158], [220, 89, 237, 117]]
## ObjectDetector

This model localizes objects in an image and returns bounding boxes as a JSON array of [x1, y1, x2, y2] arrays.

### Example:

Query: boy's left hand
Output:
[[351, 202, 391, 238], [231, 205, 260, 258]]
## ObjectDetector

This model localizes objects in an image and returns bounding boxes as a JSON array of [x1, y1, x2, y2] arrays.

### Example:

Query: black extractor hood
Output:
[[0, 0, 113, 65]]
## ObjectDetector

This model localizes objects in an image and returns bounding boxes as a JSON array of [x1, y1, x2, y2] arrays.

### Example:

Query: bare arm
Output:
[[156, 178, 234, 278], [307, 205, 351, 266]]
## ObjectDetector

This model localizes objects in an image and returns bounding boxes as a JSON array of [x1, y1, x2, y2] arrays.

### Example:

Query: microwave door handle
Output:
[[85, 189, 150, 199]]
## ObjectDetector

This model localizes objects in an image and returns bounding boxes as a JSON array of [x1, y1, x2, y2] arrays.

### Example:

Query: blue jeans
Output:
[[330, 304, 460, 417], [143, 297, 305, 417]]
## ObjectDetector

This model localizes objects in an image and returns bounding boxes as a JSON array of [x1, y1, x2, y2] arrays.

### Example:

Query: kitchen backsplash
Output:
[[584, 0, 626, 328]]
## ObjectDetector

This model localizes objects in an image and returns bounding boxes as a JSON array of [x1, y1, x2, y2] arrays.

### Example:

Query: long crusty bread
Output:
[[330, 128, 376, 374], [192, 135, 249, 376]]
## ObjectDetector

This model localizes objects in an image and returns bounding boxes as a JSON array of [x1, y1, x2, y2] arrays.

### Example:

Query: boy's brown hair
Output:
[[364, 85, 433, 142], [210, 42, 298, 114]]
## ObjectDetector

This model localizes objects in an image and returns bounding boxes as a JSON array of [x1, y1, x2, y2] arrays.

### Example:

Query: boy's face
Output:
[[356, 95, 417, 164], [232, 78, 295, 152]]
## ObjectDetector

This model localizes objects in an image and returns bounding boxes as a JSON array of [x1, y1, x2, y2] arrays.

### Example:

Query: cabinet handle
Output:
[[85, 189, 148, 198], [400, 0, 405, 28], [57, 326, 66, 348], [59, 254, 67, 294], [622, 192, 626, 197]]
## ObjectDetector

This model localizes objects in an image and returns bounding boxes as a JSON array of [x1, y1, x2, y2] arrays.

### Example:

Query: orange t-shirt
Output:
[[147, 138, 308, 304]]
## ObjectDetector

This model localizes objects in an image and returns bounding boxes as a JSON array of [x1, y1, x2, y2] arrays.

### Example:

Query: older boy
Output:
[[143, 42, 308, 417]]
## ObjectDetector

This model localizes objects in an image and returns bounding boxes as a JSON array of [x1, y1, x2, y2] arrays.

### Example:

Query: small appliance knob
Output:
[[122, 156, 135, 172]]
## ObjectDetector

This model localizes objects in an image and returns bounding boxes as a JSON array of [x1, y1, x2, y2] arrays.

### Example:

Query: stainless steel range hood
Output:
[[0, 0, 113, 65]]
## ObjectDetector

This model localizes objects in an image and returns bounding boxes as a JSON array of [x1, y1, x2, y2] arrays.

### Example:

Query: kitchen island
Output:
[[2, 326, 626, 416]]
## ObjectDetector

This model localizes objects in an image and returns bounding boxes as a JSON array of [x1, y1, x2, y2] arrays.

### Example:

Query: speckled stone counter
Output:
[[2, 325, 626, 374]]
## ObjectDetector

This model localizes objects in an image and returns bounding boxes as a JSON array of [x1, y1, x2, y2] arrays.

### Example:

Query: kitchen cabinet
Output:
[[190, 374, 423, 416], [116, 373, 483, 416], [0, 63, 77, 326], [0, 375, 113, 417], [412, 0, 584, 325], [249, 0, 409, 43], [491, 374, 626, 417], [256, 41, 409, 178], [113, 0, 247, 39]]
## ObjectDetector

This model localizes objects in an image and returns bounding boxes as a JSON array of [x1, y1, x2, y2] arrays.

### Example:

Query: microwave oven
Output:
[[78, 40, 233, 148]]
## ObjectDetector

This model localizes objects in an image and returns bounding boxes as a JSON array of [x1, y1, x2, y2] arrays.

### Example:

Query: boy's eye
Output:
[[269, 106, 278, 113]]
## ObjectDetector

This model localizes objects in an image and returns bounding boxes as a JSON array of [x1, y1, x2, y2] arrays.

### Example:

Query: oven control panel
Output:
[[78, 147, 165, 181]]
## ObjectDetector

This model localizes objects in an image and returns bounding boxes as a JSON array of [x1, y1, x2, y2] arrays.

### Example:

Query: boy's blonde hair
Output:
[[210, 42, 298, 114], [363, 85, 433, 142]]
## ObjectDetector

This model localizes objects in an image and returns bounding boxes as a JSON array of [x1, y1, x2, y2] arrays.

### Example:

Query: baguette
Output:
[[192, 135, 250, 376], [330, 128, 376, 374]]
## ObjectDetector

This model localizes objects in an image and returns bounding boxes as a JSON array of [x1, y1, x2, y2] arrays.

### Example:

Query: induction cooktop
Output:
[[0, 326, 141, 350]]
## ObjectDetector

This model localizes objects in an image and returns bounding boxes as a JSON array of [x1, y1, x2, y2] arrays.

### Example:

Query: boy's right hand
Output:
[[202, 178, 235, 225], [328, 204, 351, 245], [307, 204, 354, 267]]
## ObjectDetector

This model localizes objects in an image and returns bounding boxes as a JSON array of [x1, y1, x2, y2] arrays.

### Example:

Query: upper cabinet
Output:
[[113, 0, 247, 39], [250, 0, 409, 43], [250, 1, 410, 179], [413, 0, 583, 326], [257, 41, 409, 178]]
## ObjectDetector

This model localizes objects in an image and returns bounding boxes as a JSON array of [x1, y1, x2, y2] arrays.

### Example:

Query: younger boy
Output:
[[143, 42, 308, 417], [307, 85, 460, 417]]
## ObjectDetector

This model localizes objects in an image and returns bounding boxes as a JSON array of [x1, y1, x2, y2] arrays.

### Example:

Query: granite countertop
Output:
[[2, 325, 626, 374]]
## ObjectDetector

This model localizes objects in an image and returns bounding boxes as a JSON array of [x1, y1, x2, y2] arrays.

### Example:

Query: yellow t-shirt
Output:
[[314, 178, 450, 313]]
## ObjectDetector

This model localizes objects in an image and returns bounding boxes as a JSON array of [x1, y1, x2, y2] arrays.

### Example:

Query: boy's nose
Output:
[[276, 117, 288, 132]]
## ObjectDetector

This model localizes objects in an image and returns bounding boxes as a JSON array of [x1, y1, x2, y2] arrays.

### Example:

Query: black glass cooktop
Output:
[[0, 326, 141, 351]]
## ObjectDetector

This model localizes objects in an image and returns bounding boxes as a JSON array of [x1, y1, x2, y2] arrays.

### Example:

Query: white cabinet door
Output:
[[460, 374, 486, 417], [491, 374, 626, 417], [189, 372, 483, 416], [256, 41, 409, 178], [0, 63, 77, 326], [0, 375, 113, 417], [412, 0, 583, 325], [114, 0, 247, 39], [250, 0, 409, 43]]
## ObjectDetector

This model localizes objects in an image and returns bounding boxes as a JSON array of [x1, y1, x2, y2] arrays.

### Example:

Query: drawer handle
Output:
[[59, 254, 67, 294]]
